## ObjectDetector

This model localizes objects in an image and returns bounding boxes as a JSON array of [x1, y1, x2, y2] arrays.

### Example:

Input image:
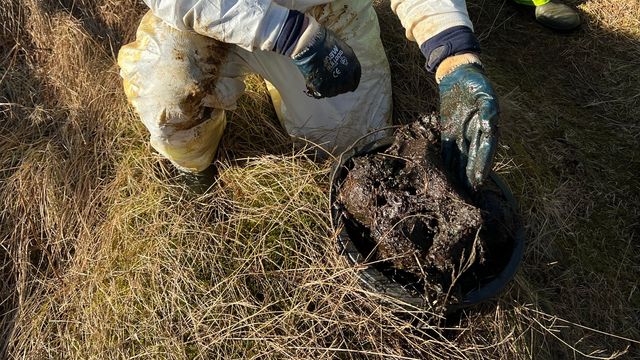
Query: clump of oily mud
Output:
[[337, 115, 488, 304]]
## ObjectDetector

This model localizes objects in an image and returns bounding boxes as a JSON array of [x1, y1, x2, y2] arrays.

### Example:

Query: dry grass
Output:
[[1, 0, 639, 358]]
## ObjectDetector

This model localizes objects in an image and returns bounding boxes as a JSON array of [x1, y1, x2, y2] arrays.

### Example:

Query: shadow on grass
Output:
[[0, 1, 148, 356], [465, 0, 639, 357]]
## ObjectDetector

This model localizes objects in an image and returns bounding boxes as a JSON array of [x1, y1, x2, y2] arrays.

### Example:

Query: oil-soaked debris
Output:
[[337, 115, 488, 305]]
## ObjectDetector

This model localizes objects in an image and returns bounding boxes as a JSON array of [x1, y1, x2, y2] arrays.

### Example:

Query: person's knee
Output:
[[118, 11, 234, 173], [150, 110, 227, 173]]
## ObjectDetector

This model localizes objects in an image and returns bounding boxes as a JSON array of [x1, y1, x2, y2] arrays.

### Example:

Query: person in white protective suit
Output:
[[118, 0, 506, 190]]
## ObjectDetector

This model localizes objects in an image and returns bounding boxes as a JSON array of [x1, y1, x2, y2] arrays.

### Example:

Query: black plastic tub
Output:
[[330, 133, 525, 310]]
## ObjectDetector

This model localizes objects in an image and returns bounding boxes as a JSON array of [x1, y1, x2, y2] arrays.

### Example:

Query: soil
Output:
[[337, 115, 516, 306]]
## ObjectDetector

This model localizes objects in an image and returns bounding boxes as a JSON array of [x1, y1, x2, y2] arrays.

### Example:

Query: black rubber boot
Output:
[[535, 2, 581, 31], [181, 164, 217, 194]]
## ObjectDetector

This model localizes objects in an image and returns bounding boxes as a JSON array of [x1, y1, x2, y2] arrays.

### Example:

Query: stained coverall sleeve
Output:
[[142, 0, 289, 51], [390, 0, 474, 45]]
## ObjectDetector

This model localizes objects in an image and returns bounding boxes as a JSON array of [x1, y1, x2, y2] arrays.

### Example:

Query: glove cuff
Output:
[[290, 16, 321, 58], [435, 53, 483, 83], [419, 26, 481, 73], [272, 10, 310, 57]]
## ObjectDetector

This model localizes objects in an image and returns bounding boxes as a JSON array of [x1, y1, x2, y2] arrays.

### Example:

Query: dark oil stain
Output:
[[337, 116, 520, 309]]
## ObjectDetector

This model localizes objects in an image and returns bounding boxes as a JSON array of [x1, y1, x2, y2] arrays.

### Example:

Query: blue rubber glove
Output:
[[439, 63, 499, 189], [419, 27, 497, 189], [273, 11, 361, 99], [292, 26, 361, 98]]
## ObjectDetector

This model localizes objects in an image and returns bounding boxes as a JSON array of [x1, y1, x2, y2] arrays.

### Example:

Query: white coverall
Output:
[[118, 0, 473, 172]]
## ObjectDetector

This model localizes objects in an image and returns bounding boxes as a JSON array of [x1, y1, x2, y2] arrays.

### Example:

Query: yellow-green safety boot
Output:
[[535, 2, 581, 30]]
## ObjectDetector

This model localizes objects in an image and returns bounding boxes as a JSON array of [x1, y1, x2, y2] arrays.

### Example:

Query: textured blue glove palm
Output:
[[291, 26, 361, 99], [439, 63, 499, 189]]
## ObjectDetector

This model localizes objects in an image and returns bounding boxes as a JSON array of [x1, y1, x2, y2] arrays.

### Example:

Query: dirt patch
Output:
[[337, 116, 515, 307]]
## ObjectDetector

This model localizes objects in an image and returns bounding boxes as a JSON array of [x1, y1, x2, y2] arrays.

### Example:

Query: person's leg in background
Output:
[[512, 0, 581, 30]]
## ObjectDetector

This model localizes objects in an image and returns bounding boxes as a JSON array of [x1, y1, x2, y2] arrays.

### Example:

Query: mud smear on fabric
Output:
[[336, 116, 518, 312]]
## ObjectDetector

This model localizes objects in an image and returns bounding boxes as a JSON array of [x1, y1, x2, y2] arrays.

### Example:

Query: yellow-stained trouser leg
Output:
[[118, 12, 237, 172], [118, 0, 392, 172]]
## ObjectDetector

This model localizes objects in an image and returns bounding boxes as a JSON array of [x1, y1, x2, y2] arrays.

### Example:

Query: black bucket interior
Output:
[[331, 138, 525, 307]]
